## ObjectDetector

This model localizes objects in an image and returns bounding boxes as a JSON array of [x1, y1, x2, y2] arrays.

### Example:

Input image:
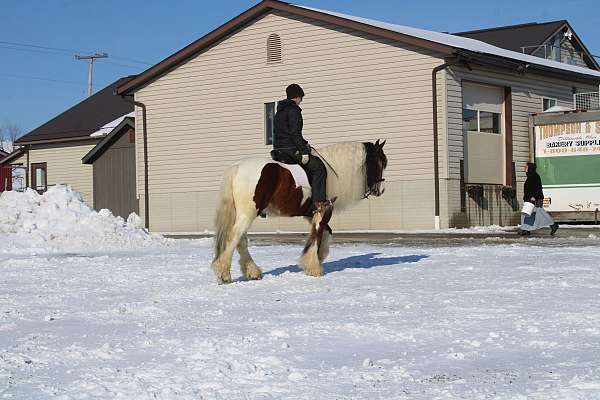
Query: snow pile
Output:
[[0, 185, 168, 253]]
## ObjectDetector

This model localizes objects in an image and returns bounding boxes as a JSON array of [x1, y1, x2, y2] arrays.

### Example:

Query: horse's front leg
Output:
[[300, 204, 334, 277], [317, 228, 331, 263]]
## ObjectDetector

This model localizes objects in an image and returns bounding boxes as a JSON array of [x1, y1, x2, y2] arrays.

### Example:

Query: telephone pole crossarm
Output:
[[75, 52, 108, 97]]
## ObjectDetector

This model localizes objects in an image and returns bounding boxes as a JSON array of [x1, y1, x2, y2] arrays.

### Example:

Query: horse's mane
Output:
[[315, 142, 367, 212]]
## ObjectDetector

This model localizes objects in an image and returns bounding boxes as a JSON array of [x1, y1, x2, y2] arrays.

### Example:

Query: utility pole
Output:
[[75, 52, 108, 97]]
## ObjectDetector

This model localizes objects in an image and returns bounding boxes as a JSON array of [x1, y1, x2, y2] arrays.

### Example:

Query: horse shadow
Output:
[[266, 252, 428, 277]]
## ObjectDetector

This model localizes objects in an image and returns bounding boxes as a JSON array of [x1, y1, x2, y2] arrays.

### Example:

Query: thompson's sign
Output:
[[536, 121, 600, 157]]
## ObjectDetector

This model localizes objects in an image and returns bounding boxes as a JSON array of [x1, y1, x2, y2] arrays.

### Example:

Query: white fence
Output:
[[574, 92, 600, 110]]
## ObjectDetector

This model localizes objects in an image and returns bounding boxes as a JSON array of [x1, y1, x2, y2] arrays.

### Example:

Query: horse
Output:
[[211, 140, 388, 284]]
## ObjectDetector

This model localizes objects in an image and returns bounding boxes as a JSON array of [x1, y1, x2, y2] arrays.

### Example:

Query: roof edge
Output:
[[453, 20, 566, 36], [116, 0, 275, 95], [82, 117, 135, 164], [117, 0, 454, 95], [18, 75, 135, 143], [0, 148, 26, 165], [456, 49, 600, 84], [15, 136, 101, 146]]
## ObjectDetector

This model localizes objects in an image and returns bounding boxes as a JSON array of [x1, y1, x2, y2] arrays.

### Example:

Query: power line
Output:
[[0, 73, 90, 87], [0, 40, 152, 65]]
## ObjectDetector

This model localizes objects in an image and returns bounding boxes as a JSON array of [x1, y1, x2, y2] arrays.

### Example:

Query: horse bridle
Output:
[[363, 177, 385, 199]]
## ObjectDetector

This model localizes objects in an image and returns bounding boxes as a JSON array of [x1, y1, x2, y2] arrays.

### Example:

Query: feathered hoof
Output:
[[299, 254, 324, 277], [212, 260, 232, 284], [244, 263, 263, 281], [303, 267, 324, 277]]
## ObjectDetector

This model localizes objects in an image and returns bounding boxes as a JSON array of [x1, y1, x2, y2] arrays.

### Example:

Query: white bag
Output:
[[521, 201, 535, 216]]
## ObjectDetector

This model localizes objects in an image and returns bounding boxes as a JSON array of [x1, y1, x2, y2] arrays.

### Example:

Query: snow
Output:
[[296, 4, 600, 78], [2, 227, 600, 398], [1, 140, 13, 154], [89, 112, 135, 138], [544, 105, 574, 113], [0, 185, 167, 254]]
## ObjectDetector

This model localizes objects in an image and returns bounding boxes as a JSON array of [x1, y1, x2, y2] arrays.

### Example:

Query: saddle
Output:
[[270, 149, 298, 165], [270, 150, 311, 188]]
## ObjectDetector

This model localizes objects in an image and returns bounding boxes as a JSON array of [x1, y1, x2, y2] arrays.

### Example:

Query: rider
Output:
[[272, 83, 331, 213]]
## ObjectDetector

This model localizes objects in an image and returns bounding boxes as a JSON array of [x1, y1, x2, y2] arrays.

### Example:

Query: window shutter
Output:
[[267, 34, 282, 63]]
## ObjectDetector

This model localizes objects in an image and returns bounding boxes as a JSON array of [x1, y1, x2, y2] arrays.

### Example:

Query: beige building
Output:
[[4, 78, 134, 206], [116, 0, 600, 232]]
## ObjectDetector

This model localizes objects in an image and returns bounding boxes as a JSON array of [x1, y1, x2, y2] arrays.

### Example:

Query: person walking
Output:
[[271, 83, 332, 214], [519, 162, 559, 236]]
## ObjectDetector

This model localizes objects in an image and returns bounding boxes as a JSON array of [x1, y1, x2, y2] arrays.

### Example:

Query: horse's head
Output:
[[363, 139, 388, 198]]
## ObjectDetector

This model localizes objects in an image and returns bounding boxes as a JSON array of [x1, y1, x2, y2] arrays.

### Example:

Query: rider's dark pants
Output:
[[271, 150, 327, 204], [303, 155, 327, 203]]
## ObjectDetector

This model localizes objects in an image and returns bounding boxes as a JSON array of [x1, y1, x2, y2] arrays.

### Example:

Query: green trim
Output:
[[535, 155, 600, 185]]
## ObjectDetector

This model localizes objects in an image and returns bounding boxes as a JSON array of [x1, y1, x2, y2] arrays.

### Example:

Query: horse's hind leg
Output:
[[213, 212, 255, 284], [237, 234, 262, 280]]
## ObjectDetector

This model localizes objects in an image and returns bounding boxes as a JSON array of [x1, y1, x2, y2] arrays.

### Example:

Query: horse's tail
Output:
[[213, 165, 238, 260]]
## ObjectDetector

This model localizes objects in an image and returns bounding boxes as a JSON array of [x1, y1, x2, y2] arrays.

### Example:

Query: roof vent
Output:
[[267, 34, 282, 64]]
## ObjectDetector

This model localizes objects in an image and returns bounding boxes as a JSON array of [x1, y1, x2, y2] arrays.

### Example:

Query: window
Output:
[[463, 109, 478, 131], [264, 102, 276, 145], [462, 109, 501, 134], [267, 34, 282, 63], [462, 82, 505, 185], [479, 112, 501, 133], [31, 162, 47, 194], [542, 98, 557, 111]]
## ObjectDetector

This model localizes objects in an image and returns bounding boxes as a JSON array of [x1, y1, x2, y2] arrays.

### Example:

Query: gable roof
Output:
[[16, 76, 136, 145], [454, 21, 567, 54], [117, 1, 600, 96], [455, 21, 599, 70], [0, 149, 7, 158], [82, 117, 135, 164]]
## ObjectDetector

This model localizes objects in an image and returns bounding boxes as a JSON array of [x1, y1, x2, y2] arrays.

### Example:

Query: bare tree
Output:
[[0, 122, 22, 153]]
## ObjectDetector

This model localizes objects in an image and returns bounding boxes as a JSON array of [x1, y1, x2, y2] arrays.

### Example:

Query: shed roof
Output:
[[82, 117, 135, 165], [17, 76, 135, 145], [0, 148, 26, 165], [117, 0, 600, 95]]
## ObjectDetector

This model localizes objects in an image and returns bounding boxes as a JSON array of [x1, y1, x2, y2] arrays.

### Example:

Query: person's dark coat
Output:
[[273, 99, 310, 155], [523, 163, 544, 203]]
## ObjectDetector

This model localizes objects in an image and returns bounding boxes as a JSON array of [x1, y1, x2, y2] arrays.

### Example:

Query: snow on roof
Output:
[[543, 105, 574, 113], [296, 5, 600, 79], [89, 111, 135, 137]]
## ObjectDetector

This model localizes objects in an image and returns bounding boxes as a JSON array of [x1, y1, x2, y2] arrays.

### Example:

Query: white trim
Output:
[[542, 97, 558, 112], [264, 101, 277, 146]]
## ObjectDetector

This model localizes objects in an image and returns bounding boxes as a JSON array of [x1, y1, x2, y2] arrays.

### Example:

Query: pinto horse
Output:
[[211, 140, 387, 284]]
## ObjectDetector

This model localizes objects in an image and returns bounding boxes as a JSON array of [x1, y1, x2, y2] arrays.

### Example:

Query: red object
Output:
[[0, 166, 12, 192]]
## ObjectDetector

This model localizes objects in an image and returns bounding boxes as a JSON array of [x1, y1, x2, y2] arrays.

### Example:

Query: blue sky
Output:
[[1, 0, 599, 136]]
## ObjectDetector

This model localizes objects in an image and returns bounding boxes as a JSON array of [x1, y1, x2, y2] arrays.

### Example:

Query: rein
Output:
[[310, 147, 339, 180]]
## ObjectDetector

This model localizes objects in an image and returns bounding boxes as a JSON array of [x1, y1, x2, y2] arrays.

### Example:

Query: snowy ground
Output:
[[2, 237, 600, 399]]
